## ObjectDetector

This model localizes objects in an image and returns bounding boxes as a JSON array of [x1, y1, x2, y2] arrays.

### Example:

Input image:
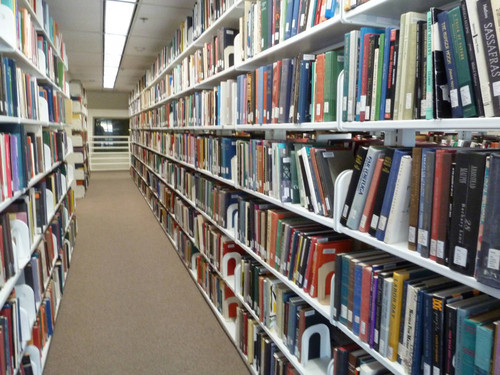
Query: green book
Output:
[[290, 150, 300, 204], [342, 32, 350, 122], [323, 51, 339, 122], [374, 33, 385, 121], [462, 308, 500, 374], [425, 10, 433, 119], [261, 0, 268, 51], [58, 61, 65, 89], [475, 323, 495, 375], [448, 6, 477, 117]]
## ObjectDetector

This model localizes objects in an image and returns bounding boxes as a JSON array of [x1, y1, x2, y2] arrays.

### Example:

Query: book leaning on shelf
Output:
[[340, 139, 500, 278], [342, 1, 500, 122]]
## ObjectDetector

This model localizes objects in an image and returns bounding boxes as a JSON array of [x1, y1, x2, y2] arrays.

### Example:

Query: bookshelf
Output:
[[0, 1, 80, 373], [129, 0, 500, 373]]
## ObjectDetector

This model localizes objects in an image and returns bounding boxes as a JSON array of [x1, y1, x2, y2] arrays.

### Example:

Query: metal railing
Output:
[[89, 135, 130, 171]]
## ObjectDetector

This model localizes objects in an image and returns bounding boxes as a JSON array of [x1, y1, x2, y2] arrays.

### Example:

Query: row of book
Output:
[[240, 0, 339, 62], [333, 249, 500, 375], [0, 124, 68, 202], [130, 0, 342, 102], [342, 2, 500, 123], [131, 132, 355, 217], [0, 57, 70, 123], [341, 144, 500, 286], [133, 152, 352, 307], [133, 50, 343, 126]]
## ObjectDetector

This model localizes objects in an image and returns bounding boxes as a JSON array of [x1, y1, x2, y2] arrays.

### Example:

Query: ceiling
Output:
[[46, 0, 197, 93]]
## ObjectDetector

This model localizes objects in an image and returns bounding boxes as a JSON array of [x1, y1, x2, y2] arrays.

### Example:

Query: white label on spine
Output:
[[348, 310, 353, 322], [324, 101, 329, 113], [487, 248, 500, 270], [341, 305, 347, 319], [437, 241, 445, 258], [453, 246, 468, 267], [421, 100, 427, 117], [374, 330, 379, 343], [360, 215, 367, 229], [405, 92, 413, 109], [385, 99, 391, 113], [424, 363, 431, 375], [365, 106, 371, 119], [433, 367, 440, 375], [360, 95, 366, 111], [343, 97, 347, 111], [371, 214, 379, 229], [450, 89, 459, 108], [409, 226, 416, 243], [430, 239, 437, 256], [460, 85, 472, 106], [343, 205, 349, 218], [378, 215, 387, 231], [361, 322, 366, 334], [493, 81, 500, 97], [355, 315, 360, 324], [300, 14, 305, 27], [348, 100, 353, 116], [418, 229, 428, 246], [316, 103, 321, 115]]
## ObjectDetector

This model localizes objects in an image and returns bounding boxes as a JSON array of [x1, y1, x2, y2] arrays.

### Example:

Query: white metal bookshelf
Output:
[[128, 0, 500, 373]]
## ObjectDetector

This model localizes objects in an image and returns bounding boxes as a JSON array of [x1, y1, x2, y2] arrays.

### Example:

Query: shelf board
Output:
[[341, 225, 500, 299], [340, 117, 500, 131], [132, 142, 336, 229]]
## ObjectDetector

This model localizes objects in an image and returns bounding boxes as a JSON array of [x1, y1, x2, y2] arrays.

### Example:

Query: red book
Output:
[[359, 33, 374, 122], [31, 321, 42, 351], [314, 54, 326, 122], [310, 239, 352, 301], [271, 61, 282, 123], [243, 311, 248, 354], [224, 285, 237, 318], [431, 149, 455, 263], [303, 237, 320, 294], [309, 148, 327, 215], [359, 156, 384, 232]]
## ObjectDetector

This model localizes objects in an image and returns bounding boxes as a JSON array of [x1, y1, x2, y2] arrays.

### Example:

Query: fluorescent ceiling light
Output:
[[104, 34, 126, 59], [105, 1, 135, 35], [103, 0, 136, 89], [104, 66, 119, 88]]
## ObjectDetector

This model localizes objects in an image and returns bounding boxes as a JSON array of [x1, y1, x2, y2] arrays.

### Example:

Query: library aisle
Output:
[[43, 171, 249, 374]]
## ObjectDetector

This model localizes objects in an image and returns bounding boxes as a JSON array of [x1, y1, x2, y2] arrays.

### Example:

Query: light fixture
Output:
[[103, 0, 137, 89]]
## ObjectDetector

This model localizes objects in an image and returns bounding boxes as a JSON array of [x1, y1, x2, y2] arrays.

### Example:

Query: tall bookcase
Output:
[[129, 0, 500, 374], [67, 81, 89, 199], [0, 0, 79, 373]]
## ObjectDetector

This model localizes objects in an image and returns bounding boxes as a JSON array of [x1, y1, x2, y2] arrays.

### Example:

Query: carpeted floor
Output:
[[44, 171, 249, 375]]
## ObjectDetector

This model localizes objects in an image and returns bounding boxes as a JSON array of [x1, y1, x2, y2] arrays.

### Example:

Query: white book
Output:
[[384, 155, 412, 244], [347, 30, 360, 122], [359, 361, 385, 375], [253, 2, 262, 56], [220, 81, 228, 125], [393, 13, 408, 120], [379, 277, 393, 358], [297, 147, 320, 214], [369, 47, 379, 121], [346, 146, 384, 229]]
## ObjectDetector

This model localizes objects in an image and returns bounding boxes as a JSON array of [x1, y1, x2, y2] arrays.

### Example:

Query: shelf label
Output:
[[487, 248, 500, 271], [453, 246, 468, 268], [460, 85, 472, 106]]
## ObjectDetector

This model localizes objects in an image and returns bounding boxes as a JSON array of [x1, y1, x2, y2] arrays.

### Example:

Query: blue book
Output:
[[437, 11, 463, 118], [416, 148, 435, 256], [258, 66, 265, 124], [9, 59, 20, 117], [266, 64, 273, 123], [297, 59, 312, 123], [45, 299, 54, 335], [379, 27, 393, 120], [284, 0, 294, 40], [324, 0, 337, 19], [375, 148, 411, 241], [221, 138, 237, 180], [287, 297, 306, 351], [355, 27, 384, 121], [422, 289, 438, 373], [352, 262, 365, 335], [290, 0, 301, 38], [339, 255, 350, 325]]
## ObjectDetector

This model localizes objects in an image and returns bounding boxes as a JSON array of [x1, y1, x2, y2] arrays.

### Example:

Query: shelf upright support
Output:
[[384, 129, 416, 147]]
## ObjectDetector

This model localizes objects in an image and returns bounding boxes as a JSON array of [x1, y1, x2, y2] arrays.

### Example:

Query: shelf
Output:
[[18, 0, 68, 70], [144, 0, 244, 91], [342, 0, 453, 27], [131, 158, 332, 320], [340, 225, 500, 299], [132, 142, 336, 229], [340, 117, 500, 131], [0, 116, 69, 128]]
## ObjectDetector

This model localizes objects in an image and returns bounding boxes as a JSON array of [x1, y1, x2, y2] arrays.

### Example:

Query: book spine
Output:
[[342, 32, 350, 122], [477, 0, 500, 116]]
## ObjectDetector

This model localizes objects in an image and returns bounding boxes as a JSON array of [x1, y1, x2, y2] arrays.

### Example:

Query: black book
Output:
[[477, 0, 500, 116], [365, 34, 379, 121], [387, 29, 400, 120], [368, 148, 395, 237], [278, 58, 292, 123], [340, 146, 368, 226], [448, 152, 489, 275], [415, 20, 426, 119], [0, 57, 5, 116], [333, 252, 344, 321], [430, 8, 452, 119], [1, 215, 14, 278], [460, 0, 484, 117]]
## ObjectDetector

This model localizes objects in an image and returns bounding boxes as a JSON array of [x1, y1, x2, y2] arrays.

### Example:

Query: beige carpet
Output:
[[44, 171, 249, 375]]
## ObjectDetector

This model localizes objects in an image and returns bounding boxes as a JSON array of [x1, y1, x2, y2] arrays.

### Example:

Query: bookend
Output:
[[222, 252, 242, 277], [0, 4, 16, 49], [300, 323, 331, 367]]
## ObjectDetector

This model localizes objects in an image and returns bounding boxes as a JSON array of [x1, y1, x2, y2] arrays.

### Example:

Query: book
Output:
[[340, 146, 368, 226]]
